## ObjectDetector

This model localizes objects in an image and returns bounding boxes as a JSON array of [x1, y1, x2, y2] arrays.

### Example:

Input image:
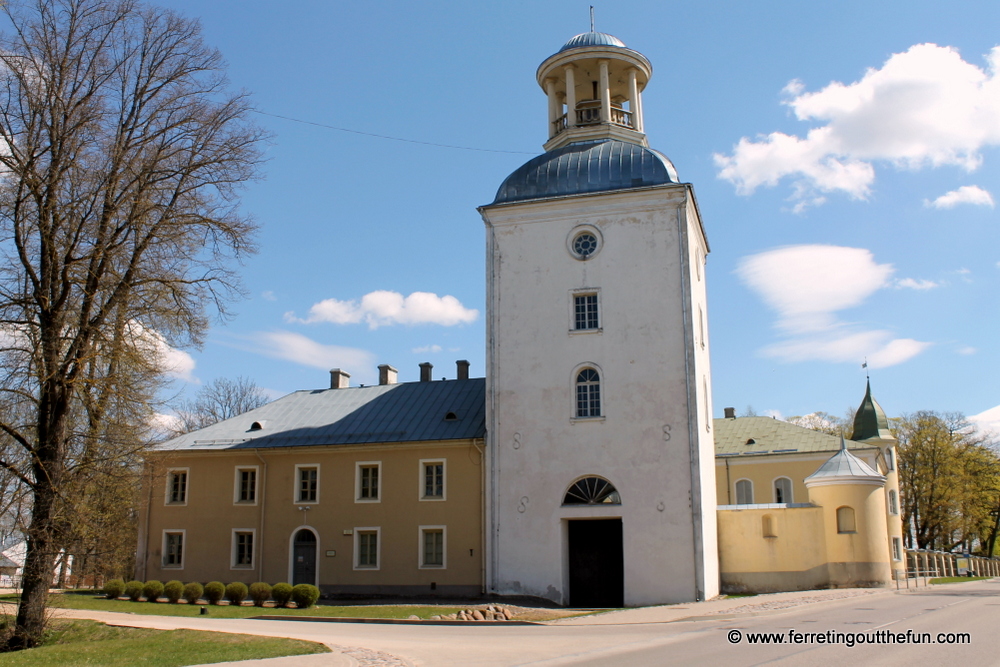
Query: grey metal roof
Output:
[[714, 416, 877, 457], [806, 437, 885, 482], [492, 140, 679, 204], [155, 378, 486, 452], [558, 31, 627, 52]]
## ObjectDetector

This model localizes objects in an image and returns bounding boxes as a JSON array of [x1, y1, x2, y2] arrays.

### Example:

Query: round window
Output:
[[573, 233, 598, 257]]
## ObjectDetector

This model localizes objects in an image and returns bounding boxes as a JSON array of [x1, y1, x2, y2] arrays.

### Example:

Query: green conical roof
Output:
[[850, 381, 893, 442]]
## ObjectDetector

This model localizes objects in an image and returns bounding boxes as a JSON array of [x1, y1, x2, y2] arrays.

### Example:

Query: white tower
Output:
[[479, 30, 718, 606]]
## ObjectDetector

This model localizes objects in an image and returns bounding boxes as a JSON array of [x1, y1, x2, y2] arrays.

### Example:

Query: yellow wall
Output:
[[806, 481, 891, 587], [140, 440, 483, 595], [717, 506, 830, 593]]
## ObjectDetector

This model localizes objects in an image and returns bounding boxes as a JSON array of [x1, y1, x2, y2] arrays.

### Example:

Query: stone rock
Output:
[[502, 608, 513, 620], [484, 610, 495, 620], [430, 615, 441, 620], [407, 615, 420, 620], [472, 610, 485, 621], [457, 611, 467, 620]]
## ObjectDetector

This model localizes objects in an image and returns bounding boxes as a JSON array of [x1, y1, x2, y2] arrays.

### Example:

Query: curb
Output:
[[250, 615, 541, 626]]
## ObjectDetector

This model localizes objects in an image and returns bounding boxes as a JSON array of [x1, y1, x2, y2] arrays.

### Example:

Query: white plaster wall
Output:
[[482, 184, 718, 605]]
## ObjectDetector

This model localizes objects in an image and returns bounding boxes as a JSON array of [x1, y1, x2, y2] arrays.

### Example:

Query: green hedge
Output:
[[143, 580, 164, 603], [204, 581, 225, 605], [291, 584, 320, 609], [271, 583, 293, 608], [104, 579, 126, 599], [124, 580, 144, 601], [249, 582, 272, 607], [225, 581, 248, 606], [183, 581, 204, 605]]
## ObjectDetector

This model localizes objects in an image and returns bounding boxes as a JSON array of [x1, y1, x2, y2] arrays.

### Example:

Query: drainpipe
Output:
[[473, 437, 487, 595], [254, 450, 268, 582]]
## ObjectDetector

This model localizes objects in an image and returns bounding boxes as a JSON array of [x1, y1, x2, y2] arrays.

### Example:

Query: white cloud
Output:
[[736, 245, 893, 333], [958, 346, 977, 355], [412, 344, 442, 354], [286, 291, 478, 329], [242, 330, 375, 373], [739, 244, 930, 368], [895, 278, 938, 290], [261, 290, 277, 301], [925, 185, 995, 209], [970, 405, 1000, 441], [126, 322, 197, 383], [715, 44, 1000, 208]]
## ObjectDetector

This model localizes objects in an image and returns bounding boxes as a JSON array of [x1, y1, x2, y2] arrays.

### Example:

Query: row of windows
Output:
[[759, 512, 904, 562], [733, 478, 899, 516], [160, 526, 449, 570], [165, 460, 448, 507]]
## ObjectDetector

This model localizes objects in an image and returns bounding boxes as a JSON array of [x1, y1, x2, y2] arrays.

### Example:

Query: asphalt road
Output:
[[50, 580, 1000, 666]]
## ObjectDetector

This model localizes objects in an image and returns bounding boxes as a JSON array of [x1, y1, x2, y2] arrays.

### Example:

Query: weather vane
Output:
[[590, 6, 595, 32]]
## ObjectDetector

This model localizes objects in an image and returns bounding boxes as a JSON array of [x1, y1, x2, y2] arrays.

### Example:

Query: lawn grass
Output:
[[1, 591, 464, 620], [928, 576, 992, 584], [0, 618, 327, 667]]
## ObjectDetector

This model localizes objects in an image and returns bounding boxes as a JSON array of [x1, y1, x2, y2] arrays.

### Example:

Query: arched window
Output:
[[576, 368, 601, 418], [837, 506, 856, 533], [885, 448, 895, 472], [563, 477, 621, 505], [888, 490, 898, 515], [773, 477, 793, 504], [762, 514, 776, 538], [735, 479, 753, 505]]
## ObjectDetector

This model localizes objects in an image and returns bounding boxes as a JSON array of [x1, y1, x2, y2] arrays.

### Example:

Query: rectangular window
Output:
[[356, 462, 381, 502], [235, 467, 258, 504], [233, 531, 254, 568], [421, 460, 445, 500], [163, 531, 184, 568], [356, 529, 379, 569], [165, 469, 188, 505], [892, 537, 902, 561], [420, 527, 445, 568], [574, 294, 599, 330], [295, 465, 319, 503]]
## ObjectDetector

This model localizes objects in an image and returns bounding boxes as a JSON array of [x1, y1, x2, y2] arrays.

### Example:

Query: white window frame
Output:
[[773, 477, 793, 504], [294, 464, 320, 504], [233, 465, 259, 505], [571, 363, 604, 421], [231, 528, 256, 569], [735, 479, 754, 505], [888, 489, 899, 515], [419, 459, 446, 501], [164, 467, 189, 506], [353, 527, 381, 570], [161, 529, 185, 569], [569, 288, 601, 334], [892, 537, 902, 561], [355, 461, 381, 503], [418, 525, 447, 569], [886, 448, 895, 472]]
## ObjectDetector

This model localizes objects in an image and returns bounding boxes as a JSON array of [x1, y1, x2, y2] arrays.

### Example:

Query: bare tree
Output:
[[0, 0, 265, 649], [173, 376, 270, 434]]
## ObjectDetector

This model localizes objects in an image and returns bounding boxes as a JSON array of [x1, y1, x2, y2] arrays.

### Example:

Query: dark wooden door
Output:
[[568, 519, 624, 608], [292, 529, 316, 586]]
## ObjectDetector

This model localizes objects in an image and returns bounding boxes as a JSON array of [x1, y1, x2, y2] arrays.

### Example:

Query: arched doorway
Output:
[[563, 477, 623, 608], [292, 529, 317, 586]]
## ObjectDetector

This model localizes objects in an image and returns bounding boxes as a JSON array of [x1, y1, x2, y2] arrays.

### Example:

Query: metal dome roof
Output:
[[559, 31, 627, 52], [492, 140, 680, 204], [805, 436, 886, 485], [851, 381, 893, 442]]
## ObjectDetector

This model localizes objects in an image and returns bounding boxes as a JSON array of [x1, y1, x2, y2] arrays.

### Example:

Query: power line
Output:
[[251, 110, 537, 155]]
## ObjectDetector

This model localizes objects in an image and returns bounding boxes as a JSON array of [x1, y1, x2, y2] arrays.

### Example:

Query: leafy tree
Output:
[[786, 410, 855, 436], [895, 411, 999, 552], [0, 0, 264, 649], [173, 376, 269, 434]]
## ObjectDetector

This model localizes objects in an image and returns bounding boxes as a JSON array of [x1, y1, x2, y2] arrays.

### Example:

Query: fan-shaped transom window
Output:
[[563, 477, 621, 505]]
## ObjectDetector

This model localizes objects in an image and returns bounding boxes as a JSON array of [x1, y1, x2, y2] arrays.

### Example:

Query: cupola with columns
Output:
[[536, 30, 652, 151]]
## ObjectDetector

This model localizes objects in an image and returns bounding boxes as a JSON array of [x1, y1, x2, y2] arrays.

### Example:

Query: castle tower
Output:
[[805, 436, 892, 587], [851, 381, 906, 575], [479, 30, 717, 606]]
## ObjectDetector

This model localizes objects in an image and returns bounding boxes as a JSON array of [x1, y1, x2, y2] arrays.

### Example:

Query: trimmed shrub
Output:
[[271, 582, 293, 608], [204, 581, 225, 605], [143, 580, 164, 603], [183, 582, 204, 605], [124, 580, 144, 602], [291, 583, 320, 609], [249, 582, 272, 607], [163, 580, 184, 603], [225, 581, 248, 606], [104, 579, 126, 600]]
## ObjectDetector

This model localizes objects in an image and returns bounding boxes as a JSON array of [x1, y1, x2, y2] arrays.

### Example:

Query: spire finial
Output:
[[590, 6, 595, 32]]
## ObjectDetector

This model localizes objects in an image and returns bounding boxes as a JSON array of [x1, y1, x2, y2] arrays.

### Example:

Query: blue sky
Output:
[[147, 0, 999, 431]]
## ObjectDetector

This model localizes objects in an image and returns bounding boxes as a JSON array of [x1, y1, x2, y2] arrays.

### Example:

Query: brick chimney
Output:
[[419, 362, 433, 382], [724, 407, 736, 419], [378, 364, 398, 386], [456, 360, 470, 380], [330, 369, 351, 389]]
